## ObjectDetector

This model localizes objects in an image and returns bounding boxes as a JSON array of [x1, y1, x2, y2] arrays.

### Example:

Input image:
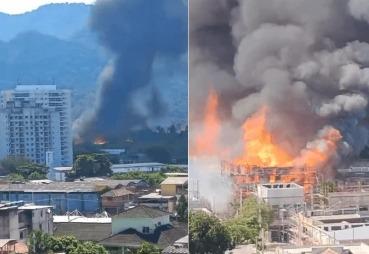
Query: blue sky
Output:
[[0, 0, 95, 14]]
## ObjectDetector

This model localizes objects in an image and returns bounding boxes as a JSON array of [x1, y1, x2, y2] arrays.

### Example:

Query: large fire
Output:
[[192, 91, 343, 192], [191, 89, 220, 156], [235, 107, 293, 167]]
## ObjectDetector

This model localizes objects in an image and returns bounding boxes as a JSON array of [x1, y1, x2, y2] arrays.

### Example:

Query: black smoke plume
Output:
[[75, 0, 187, 142]]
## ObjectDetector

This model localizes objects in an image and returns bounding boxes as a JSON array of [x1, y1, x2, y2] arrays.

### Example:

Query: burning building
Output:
[[189, 0, 369, 211]]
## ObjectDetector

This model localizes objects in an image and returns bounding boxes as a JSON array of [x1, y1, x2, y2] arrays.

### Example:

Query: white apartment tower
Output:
[[0, 85, 73, 166]]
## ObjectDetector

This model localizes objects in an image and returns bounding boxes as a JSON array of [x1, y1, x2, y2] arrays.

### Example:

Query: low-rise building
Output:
[[162, 235, 189, 254], [54, 205, 187, 252], [102, 188, 135, 215], [160, 177, 188, 197], [0, 202, 53, 241], [256, 183, 304, 209], [111, 163, 165, 173], [48, 166, 73, 182], [138, 193, 176, 213], [0, 180, 150, 214]]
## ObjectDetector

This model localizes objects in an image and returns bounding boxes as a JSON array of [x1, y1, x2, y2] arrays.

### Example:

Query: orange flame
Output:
[[294, 126, 342, 169], [191, 90, 220, 156], [94, 136, 107, 145], [235, 107, 293, 167], [232, 106, 342, 192]]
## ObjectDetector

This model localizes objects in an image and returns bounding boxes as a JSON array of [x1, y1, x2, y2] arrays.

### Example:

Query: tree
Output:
[[8, 173, 25, 182], [225, 197, 273, 245], [28, 171, 47, 180], [177, 194, 188, 221], [72, 153, 112, 178], [28, 231, 50, 254], [189, 212, 233, 254], [111, 171, 166, 188], [135, 242, 161, 254], [28, 231, 108, 254], [0, 156, 47, 180]]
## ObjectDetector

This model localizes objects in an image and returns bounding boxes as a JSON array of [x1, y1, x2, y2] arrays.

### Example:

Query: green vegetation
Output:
[[112, 172, 166, 188], [70, 153, 112, 178], [177, 194, 188, 222], [0, 157, 47, 181], [225, 197, 273, 245], [28, 231, 108, 254], [135, 242, 161, 254], [189, 197, 273, 253], [189, 212, 233, 254]]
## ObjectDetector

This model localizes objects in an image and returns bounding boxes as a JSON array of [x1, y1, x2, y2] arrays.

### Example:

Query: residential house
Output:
[[160, 177, 188, 197], [54, 205, 187, 252], [102, 188, 135, 215], [0, 202, 53, 241], [162, 235, 189, 254], [138, 193, 176, 213], [0, 239, 17, 254]]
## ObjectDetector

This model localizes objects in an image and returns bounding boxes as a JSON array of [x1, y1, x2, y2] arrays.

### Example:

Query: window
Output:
[[142, 227, 150, 234]]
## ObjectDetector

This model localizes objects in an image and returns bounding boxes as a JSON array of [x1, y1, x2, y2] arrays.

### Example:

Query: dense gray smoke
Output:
[[75, 0, 187, 142], [190, 0, 369, 163]]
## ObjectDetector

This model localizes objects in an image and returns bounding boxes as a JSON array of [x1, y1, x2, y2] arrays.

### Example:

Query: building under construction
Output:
[[221, 160, 317, 195]]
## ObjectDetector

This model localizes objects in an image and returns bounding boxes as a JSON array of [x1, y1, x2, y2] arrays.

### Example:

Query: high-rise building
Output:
[[0, 85, 73, 166]]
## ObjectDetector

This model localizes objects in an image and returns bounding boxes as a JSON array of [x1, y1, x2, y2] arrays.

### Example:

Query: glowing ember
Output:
[[235, 107, 293, 167], [191, 89, 220, 156], [94, 137, 107, 145]]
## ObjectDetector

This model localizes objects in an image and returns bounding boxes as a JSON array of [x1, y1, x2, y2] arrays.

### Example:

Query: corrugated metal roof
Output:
[[114, 205, 170, 219], [0, 180, 146, 193], [161, 177, 188, 185]]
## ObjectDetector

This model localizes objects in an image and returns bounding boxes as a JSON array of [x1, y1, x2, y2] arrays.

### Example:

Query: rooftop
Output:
[[261, 183, 302, 189], [112, 162, 165, 168], [0, 180, 147, 193], [15, 85, 57, 91], [161, 177, 188, 185], [114, 205, 170, 219], [54, 216, 111, 224], [19, 204, 53, 210], [100, 222, 187, 249], [139, 193, 175, 200], [101, 188, 134, 198], [53, 167, 73, 172]]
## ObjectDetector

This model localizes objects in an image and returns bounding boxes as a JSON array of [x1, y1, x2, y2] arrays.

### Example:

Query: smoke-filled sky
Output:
[[75, 0, 188, 141], [190, 0, 369, 165]]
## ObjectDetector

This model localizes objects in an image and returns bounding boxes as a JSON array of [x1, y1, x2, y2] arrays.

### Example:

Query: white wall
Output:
[[112, 215, 170, 235]]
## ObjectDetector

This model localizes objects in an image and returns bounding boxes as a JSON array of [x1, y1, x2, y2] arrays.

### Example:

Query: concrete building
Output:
[[48, 166, 73, 182], [275, 243, 369, 254], [328, 191, 369, 210], [160, 177, 188, 197], [111, 162, 165, 173], [0, 85, 73, 166], [257, 183, 304, 209], [0, 202, 53, 241]]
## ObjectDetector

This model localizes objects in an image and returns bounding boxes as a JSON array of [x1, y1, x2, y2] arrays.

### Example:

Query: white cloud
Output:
[[0, 0, 95, 15]]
